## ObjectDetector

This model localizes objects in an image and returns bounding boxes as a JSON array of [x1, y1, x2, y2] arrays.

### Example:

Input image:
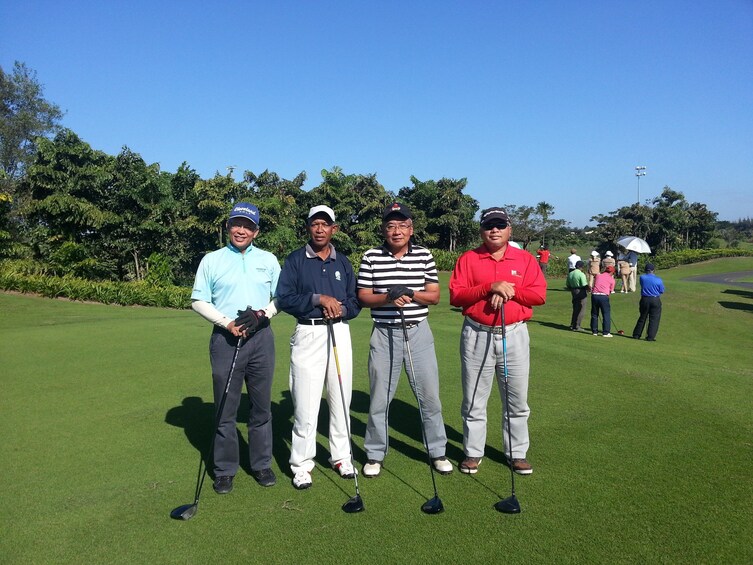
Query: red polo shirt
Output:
[[449, 244, 547, 325]]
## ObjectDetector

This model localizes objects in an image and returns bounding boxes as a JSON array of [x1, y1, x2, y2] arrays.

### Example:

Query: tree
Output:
[[398, 176, 478, 251], [1, 61, 64, 190], [503, 204, 536, 249], [535, 201, 555, 245]]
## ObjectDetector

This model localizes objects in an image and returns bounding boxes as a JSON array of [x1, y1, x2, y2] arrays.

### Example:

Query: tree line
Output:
[[2, 61, 743, 286]]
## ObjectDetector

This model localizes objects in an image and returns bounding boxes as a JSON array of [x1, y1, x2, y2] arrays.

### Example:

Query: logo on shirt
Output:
[[511, 270, 522, 278], [335, 270, 342, 281]]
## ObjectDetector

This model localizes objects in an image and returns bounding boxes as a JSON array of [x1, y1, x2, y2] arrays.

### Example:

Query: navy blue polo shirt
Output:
[[277, 243, 361, 320]]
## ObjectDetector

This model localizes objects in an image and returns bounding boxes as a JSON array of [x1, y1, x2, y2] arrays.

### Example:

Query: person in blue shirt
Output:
[[632, 263, 665, 341], [276, 205, 361, 490], [191, 202, 281, 494]]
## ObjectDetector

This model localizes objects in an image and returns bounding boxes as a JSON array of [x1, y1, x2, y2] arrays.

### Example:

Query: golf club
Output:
[[494, 307, 521, 514], [170, 336, 244, 520], [399, 310, 444, 515], [327, 321, 365, 514], [610, 312, 625, 335]]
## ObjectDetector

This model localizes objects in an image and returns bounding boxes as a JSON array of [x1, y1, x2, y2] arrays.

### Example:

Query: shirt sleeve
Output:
[[511, 253, 547, 307], [341, 257, 362, 320], [449, 251, 490, 307], [276, 252, 315, 317]]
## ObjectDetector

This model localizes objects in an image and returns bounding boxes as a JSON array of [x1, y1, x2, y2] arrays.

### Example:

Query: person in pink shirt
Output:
[[590, 265, 616, 337]]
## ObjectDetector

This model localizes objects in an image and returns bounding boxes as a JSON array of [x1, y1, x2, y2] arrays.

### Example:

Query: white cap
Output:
[[605, 250, 613, 256], [508, 241, 522, 249], [307, 205, 336, 224], [591, 250, 599, 257]]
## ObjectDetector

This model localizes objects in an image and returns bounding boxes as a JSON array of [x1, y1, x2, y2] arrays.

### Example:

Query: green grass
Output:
[[1, 258, 752, 564]]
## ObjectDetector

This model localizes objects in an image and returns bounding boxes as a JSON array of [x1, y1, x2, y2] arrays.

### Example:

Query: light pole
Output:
[[634, 166, 646, 204]]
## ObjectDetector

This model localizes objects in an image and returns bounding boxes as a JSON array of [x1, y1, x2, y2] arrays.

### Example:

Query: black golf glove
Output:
[[387, 285, 415, 301], [234, 307, 265, 332]]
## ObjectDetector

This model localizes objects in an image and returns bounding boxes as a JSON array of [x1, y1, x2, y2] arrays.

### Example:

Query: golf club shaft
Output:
[[499, 307, 517, 498], [327, 322, 361, 498], [194, 335, 244, 504], [399, 310, 440, 498]]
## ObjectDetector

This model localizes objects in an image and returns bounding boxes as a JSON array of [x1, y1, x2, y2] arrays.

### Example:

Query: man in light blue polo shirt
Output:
[[191, 202, 281, 494]]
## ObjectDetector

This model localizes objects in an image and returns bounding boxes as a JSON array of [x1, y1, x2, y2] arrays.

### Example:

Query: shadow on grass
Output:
[[719, 301, 753, 313], [165, 391, 297, 479], [723, 288, 753, 299]]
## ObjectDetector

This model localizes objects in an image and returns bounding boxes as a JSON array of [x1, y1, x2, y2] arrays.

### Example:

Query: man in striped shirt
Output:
[[357, 202, 452, 478]]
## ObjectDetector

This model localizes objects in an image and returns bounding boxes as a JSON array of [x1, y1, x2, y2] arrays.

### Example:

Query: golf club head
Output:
[[170, 503, 198, 520], [617, 330, 624, 335], [421, 496, 444, 514], [494, 495, 521, 514], [342, 495, 365, 513]]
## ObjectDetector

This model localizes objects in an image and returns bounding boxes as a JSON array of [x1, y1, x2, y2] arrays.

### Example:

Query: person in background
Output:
[[587, 251, 601, 288], [536, 244, 551, 274], [567, 248, 581, 273], [601, 250, 616, 271], [566, 260, 589, 331], [632, 263, 665, 341], [276, 205, 362, 490], [625, 249, 640, 292], [190, 202, 281, 494], [590, 265, 615, 337], [617, 257, 631, 293]]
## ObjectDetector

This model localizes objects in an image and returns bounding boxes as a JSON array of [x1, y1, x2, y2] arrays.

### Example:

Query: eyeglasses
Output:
[[482, 222, 508, 231], [384, 222, 412, 232]]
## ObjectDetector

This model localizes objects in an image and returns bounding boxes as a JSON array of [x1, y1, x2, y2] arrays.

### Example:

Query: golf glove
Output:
[[235, 307, 265, 332], [387, 285, 415, 301]]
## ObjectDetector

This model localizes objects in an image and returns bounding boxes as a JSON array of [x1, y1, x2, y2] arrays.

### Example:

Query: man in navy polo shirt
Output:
[[191, 202, 281, 494], [632, 263, 665, 341], [276, 205, 361, 490]]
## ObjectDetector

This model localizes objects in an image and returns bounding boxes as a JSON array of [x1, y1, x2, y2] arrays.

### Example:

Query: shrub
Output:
[[0, 264, 192, 309]]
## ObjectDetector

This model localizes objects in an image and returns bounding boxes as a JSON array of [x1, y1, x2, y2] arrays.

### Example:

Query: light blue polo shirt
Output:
[[191, 244, 281, 318]]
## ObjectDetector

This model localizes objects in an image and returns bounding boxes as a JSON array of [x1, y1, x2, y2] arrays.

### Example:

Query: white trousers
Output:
[[289, 321, 353, 474]]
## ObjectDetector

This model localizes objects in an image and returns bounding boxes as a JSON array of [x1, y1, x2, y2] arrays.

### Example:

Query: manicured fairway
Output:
[[1, 258, 751, 564]]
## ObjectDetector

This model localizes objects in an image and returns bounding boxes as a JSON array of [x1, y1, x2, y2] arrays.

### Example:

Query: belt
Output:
[[297, 317, 342, 325], [592, 293, 608, 296], [466, 318, 522, 335], [374, 320, 419, 329]]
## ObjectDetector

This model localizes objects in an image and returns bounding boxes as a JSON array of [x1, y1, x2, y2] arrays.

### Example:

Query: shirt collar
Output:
[[226, 243, 254, 254], [305, 242, 337, 260], [380, 241, 413, 257]]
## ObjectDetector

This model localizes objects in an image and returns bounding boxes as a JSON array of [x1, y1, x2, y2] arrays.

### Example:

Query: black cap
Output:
[[645, 263, 655, 272], [382, 202, 412, 220], [480, 207, 509, 226], [575, 260, 584, 268]]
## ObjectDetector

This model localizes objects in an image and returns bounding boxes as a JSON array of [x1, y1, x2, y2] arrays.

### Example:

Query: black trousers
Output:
[[210, 324, 275, 477], [570, 288, 587, 329], [632, 296, 662, 340]]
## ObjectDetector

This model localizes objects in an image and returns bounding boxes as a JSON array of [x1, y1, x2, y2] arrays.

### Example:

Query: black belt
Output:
[[374, 321, 419, 329], [297, 317, 342, 325]]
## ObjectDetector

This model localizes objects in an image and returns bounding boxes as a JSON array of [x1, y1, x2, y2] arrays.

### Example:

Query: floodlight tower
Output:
[[635, 166, 646, 204]]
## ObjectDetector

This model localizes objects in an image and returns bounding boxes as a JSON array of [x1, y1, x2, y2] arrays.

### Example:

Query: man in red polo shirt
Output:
[[449, 207, 547, 475]]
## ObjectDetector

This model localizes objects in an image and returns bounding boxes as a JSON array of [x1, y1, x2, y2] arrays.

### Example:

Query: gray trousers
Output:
[[210, 325, 275, 477], [364, 320, 448, 461], [460, 320, 530, 460]]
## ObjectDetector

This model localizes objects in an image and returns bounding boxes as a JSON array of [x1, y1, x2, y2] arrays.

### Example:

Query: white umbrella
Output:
[[616, 236, 651, 254]]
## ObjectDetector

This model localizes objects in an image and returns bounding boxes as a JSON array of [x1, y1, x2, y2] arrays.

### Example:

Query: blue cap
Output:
[[228, 202, 260, 225]]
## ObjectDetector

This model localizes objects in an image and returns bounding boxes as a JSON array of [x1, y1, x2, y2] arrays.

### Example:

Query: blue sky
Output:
[[2, 0, 752, 226]]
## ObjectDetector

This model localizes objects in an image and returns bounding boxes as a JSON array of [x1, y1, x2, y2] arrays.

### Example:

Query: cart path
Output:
[[683, 271, 753, 289]]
